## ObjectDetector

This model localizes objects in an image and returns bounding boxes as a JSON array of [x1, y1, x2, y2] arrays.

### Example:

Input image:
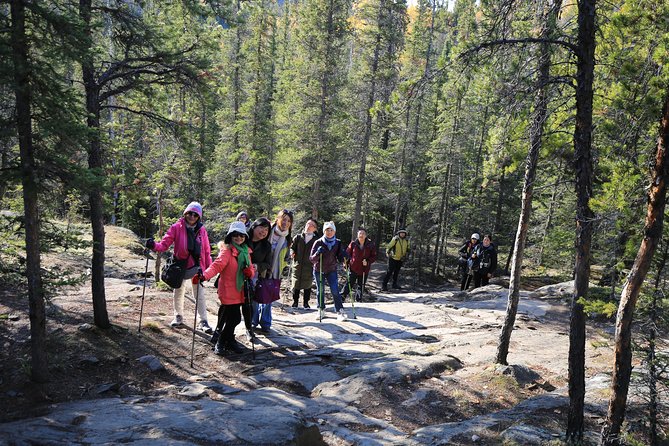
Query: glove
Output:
[[315, 246, 324, 255], [145, 238, 155, 249], [243, 266, 255, 279], [197, 268, 204, 282]]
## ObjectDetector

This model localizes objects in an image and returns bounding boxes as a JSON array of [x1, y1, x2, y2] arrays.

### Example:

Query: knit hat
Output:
[[471, 233, 480, 240], [323, 221, 336, 232], [183, 202, 203, 219], [224, 221, 249, 244]]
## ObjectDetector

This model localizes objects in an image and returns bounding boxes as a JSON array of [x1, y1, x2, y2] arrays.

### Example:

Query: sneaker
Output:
[[198, 320, 213, 334], [227, 340, 246, 354], [337, 309, 348, 321], [170, 315, 183, 327]]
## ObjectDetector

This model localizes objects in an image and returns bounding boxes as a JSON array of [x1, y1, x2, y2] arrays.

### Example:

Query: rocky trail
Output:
[[0, 227, 620, 445]]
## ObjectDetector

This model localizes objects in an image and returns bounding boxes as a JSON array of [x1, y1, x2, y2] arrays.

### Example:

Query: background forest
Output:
[[2, 0, 669, 444]]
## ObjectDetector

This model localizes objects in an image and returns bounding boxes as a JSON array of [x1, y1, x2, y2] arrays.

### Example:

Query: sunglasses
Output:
[[231, 232, 246, 238], [185, 212, 199, 218]]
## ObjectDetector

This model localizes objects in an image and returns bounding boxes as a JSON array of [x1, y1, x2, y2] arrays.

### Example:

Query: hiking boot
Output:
[[227, 340, 246, 354], [303, 301, 310, 309], [197, 320, 213, 334], [213, 341, 226, 356], [245, 329, 256, 343], [170, 315, 183, 327], [337, 309, 348, 321], [291, 301, 299, 308]]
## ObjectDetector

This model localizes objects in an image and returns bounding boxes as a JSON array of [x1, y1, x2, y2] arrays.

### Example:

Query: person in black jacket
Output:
[[458, 233, 480, 291], [244, 217, 271, 340], [473, 234, 497, 288]]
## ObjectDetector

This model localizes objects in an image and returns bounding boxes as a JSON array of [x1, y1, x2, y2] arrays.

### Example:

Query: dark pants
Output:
[[215, 303, 242, 348], [474, 269, 491, 288], [461, 270, 473, 291], [242, 301, 252, 330], [383, 258, 403, 288], [292, 288, 312, 307], [344, 271, 367, 295]]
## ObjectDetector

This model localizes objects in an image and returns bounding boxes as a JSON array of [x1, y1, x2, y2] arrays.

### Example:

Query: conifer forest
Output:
[[2, 0, 669, 444]]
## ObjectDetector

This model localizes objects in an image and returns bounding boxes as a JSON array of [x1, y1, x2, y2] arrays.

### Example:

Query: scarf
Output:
[[270, 226, 289, 279], [323, 235, 336, 250], [233, 242, 250, 291]]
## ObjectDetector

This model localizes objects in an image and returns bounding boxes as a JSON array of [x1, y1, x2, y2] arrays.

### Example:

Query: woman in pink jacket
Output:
[[202, 221, 255, 355], [146, 202, 213, 333]]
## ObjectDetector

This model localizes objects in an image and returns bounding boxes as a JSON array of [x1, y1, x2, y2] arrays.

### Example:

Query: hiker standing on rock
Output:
[[381, 229, 410, 291], [472, 234, 497, 288], [291, 218, 318, 309], [243, 217, 272, 341], [310, 221, 349, 321], [236, 211, 251, 230], [253, 209, 293, 333], [458, 233, 480, 291], [201, 221, 255, 355], [344, 227, 377, 301], [146, 202, 213, 333]]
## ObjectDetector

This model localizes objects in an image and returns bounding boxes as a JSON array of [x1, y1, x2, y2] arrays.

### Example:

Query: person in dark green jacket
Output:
[[382, 229, 410, 291], [290, 218, 318, 308]]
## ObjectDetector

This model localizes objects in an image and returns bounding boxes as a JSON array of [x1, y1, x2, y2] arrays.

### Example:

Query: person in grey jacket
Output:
[[291, 218, 318, 308], [309, 221, 349, 321]]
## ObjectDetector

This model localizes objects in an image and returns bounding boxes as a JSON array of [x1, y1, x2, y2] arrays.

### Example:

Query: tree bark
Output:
[[567, 0, 597, 442], [11, 0, 49, 383], [600, 90, 669, 446], [80, 0, 110, 328], [496, 0, 556, 365]]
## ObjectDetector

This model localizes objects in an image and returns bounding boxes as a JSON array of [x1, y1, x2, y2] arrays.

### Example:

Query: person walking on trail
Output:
[[381, 229, 410, 291], [236, 211, 251, 230], [458, 232, 481, 291], [310, 221, 349, 321], [243, 217, 272, 341], [253, 209, 293, 333], [201, 221, 255, 355], [291, 218, 318, 308], [344, 227, 377, 302], [472, 234, 497, 288], [146, 202, 213, 333]]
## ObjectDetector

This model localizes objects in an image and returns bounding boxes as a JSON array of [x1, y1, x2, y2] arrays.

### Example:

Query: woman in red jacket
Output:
[[202, 221, 255, 355], [345, 227, 377, 302]]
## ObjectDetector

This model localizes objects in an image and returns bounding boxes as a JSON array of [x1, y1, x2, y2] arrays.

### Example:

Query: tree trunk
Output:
[[11, 0, 49, 383], [599, 90, 669, 446], [537, 168, 561, 266], [496, 0, 555, 365], [566, 0, 597, 441], [433, 164, 451, 276], [80, 0, 110, 328]]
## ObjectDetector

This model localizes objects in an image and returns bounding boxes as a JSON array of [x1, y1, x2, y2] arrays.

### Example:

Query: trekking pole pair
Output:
[[190, 276, 205, 368], [138, 248, 153, 333], [318, 254, 324, 322], [244, 278, 256, 359], [344, 263, 356, 319]]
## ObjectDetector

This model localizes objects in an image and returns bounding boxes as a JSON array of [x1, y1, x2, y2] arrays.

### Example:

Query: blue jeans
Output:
[[252, 301, 272, 329], [313, 270, 344, 311]]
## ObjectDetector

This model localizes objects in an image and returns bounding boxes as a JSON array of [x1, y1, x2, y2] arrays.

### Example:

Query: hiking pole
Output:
[[244, 279, 256, 360], [361, 271, 366, 303], [345, 263, 356, 319], [138, 249, 150, 333], [319, 253, 324, 323], [191, 279, 203, 368]]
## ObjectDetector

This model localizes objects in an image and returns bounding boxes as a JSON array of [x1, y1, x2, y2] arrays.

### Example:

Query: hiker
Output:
[[310, 221, 349, 321], [201, 221, 255, 355], [458, 233, 480, 291], [146, 202, 213, 333], [236, 211, 251, 230], [381, 229, 410, 291], [473, 234, 497, 288], [243, 217, 272, 341], [291, 218, 318, 308], [252, 209, 293, 333], [344, 227, 377, 302]]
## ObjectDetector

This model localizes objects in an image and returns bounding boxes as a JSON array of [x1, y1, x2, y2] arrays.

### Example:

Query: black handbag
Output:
[[161, 254, 188, 289]]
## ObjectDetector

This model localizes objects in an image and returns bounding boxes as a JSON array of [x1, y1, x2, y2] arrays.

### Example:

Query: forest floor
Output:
[[0, 226, 650, 445]]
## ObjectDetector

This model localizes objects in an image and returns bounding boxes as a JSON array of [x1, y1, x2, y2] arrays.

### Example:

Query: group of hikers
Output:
[[144, 202, 413, 356], [144, 202, 497, 356]]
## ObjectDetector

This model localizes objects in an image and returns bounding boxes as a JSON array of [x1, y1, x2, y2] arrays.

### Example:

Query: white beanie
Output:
[[323, 221, 336, 232]]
